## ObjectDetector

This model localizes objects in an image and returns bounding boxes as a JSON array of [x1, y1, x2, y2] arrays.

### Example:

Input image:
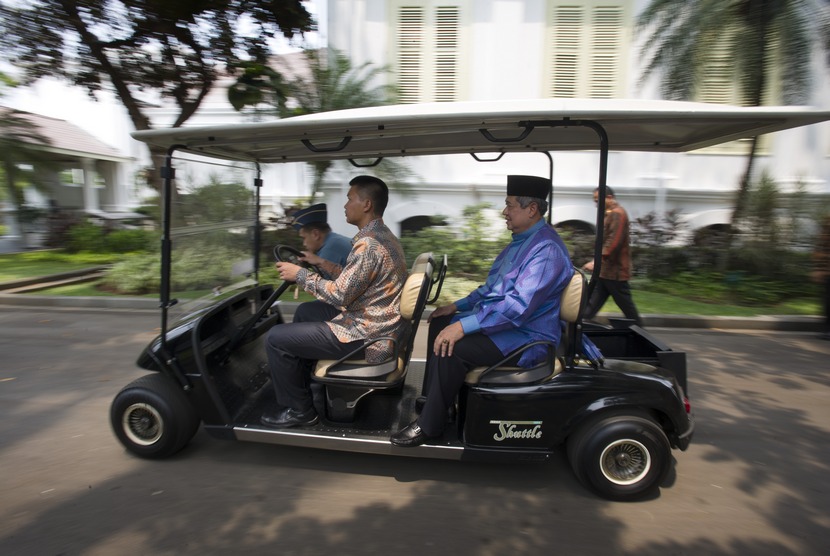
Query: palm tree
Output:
[[637, 0, 830, 231], [229, 48, 410, 200]]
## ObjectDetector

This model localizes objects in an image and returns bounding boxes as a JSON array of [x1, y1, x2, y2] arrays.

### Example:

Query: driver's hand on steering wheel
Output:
[[300, 251, 325, 267], [275, 261, 302, 282]]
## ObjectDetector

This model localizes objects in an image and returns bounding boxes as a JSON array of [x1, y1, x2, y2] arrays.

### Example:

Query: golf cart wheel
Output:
[[567, 412, 671, 501], [110, 374, 200, 459]]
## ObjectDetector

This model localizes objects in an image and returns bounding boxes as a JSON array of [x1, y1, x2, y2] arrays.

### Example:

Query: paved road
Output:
[[1, 305, 829, 555]]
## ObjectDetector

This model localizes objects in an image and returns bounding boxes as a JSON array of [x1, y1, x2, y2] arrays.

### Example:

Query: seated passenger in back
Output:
[[391, 175, 573, 447]]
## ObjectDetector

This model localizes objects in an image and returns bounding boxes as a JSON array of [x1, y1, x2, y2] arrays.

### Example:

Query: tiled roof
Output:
[[1, 107, 129, 161]]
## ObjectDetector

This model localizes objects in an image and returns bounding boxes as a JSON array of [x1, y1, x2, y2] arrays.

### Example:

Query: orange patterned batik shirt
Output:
[[296, 218, 409, 363]]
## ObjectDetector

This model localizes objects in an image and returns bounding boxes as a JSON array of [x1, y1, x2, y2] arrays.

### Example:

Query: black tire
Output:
[[110, 374, 200, 459], [567, 412, 671, 501]]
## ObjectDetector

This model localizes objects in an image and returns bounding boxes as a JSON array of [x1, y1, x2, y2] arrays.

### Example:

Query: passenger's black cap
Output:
[[506, 175, 551, 199]]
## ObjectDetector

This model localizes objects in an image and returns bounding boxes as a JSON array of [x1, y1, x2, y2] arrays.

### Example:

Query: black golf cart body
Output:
[[113, 98, 829, 501]]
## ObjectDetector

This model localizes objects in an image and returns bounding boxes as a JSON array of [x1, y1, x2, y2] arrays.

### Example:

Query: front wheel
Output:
[[110, 374, 200, 459], [567, 413, 671, 501]]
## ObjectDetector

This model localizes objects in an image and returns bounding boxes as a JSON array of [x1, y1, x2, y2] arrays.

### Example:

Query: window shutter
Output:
[[549, 6, 583, 98], [699, 41, 736, 105], [393, 2, 463, 103], [434, 6, 460, 102], [547, 1, 629, 99], [396, 7, 425, 104], [589, 6, 624, 99]]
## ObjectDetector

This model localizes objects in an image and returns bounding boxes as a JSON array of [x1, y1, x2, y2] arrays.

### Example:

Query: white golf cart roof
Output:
[[132, 98, 830, 163]]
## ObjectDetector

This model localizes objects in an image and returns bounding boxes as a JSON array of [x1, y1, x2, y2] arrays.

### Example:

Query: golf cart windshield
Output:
[[163, 153, 261, 322]]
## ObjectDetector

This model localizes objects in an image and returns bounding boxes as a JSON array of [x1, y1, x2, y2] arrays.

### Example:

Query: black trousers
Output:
[[265, 301, 362, 412], [583, 277, 643, 327], [418, 315, 504, 436]]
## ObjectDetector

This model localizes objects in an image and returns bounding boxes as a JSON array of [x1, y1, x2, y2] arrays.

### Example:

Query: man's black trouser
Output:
[[417, 315, 504, 436], [584, 277, 643, 327], [265, 300, 362, 412]]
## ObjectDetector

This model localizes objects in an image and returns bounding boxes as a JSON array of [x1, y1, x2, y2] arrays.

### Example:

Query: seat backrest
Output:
[[400, 253, 435, 368], [560, 268, 587, 365], [411, 252, 447, 304], [411, 252, 434, 273], [560, 269, 585, 324]]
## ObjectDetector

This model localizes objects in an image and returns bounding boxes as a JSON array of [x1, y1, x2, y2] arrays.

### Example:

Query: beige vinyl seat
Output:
[[312, 253, 439, 422], [464, 268, 586, 386]]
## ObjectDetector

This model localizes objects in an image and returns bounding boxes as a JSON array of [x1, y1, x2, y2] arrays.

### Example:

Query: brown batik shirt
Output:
[[295, 218, 409, 363], [599, 205, 632, 281]]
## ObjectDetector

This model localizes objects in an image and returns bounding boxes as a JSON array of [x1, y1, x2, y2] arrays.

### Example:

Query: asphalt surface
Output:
[[1, 305, 829, 555]]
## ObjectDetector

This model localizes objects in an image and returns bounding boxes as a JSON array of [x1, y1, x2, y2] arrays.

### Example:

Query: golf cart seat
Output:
[[412, 252, 447, 304], [312, 253, 437, 422], [464, 268, 586, 386]]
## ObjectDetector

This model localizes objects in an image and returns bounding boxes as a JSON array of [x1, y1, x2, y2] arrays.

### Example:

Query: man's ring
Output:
[[442, 339, 449, 344]]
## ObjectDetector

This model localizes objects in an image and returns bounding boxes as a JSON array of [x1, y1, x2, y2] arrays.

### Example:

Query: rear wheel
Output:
[[567, 412, 671, 501], [110, 374, 200, 459]]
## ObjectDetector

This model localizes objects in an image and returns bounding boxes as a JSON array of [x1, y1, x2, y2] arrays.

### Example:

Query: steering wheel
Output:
[[273, 244, 321, 276]]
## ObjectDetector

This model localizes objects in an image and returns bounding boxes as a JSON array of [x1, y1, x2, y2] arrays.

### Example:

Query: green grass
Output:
[[616, 289, 820, 317], [3, 250, 822, 317], [0, 251, 118, 281]]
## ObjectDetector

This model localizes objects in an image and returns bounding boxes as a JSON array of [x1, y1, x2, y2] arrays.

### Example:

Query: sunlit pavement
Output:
[[1, 305, 829, 555]]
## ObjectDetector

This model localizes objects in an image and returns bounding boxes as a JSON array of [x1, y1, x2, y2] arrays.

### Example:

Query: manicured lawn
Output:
[[0, 251, 117, 281], [3, 250, 822, 317], [618, 289, 820, 317]]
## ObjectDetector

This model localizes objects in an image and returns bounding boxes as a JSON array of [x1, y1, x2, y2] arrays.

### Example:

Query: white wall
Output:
[[322, 0, 830, 238]]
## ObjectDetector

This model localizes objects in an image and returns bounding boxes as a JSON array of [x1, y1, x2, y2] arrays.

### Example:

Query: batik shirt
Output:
[[599, 205, 632, 281], [296, 218, 409, 363], [453, 219, 573, 367]]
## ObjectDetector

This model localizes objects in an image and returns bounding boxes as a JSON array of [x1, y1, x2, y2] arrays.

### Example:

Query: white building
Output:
[[3, 0, 829, 245], [317, 0, 830, 239]]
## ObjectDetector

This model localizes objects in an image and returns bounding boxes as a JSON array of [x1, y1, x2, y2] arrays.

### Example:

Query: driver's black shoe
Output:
[[261, 407, 319, 428], [390, 421, 437, 447]]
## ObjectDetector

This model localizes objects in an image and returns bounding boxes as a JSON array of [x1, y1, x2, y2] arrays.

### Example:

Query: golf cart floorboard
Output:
[[222, 361, 466, 451]]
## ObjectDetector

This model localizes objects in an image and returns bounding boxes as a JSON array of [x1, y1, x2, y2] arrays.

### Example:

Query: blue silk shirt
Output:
[[454, 219, 573, 367]]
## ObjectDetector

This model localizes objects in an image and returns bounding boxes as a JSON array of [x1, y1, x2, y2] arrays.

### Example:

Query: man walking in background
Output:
[[582, 186, 643, 327]]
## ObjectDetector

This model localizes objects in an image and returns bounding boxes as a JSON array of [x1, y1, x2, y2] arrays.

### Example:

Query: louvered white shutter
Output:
[[546, 1, 630, 99], [393, 2, 464, 103]]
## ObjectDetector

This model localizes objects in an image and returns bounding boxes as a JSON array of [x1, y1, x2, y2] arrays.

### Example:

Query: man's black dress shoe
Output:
[[390, 421, 436, 447], [261, 407, 319, 428]]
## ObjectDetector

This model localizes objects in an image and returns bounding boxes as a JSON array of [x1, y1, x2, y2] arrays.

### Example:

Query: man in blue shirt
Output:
[[290, 203, 352, 280], [288, 203, 354, 323], [391, 175, 573, 447]]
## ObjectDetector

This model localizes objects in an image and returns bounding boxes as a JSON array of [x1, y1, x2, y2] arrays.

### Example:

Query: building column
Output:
[[81, 158, 99, 213]]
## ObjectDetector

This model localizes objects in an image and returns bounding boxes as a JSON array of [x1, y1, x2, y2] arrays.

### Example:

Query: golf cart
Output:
[[111, 99, 829, 501]]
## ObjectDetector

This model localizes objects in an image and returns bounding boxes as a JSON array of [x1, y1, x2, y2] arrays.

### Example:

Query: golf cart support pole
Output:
[[253, 164, 263, 282], [158, 145, 192, 391]]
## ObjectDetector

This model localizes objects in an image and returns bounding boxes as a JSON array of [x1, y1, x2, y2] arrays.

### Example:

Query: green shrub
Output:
[[66, 220, 106, 253], [64, 219, 155, 254], [401, 204, 507, 280], [105, 229, 156, 253], [101, 253, 160, 294], [102, 245, 251, 295]]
